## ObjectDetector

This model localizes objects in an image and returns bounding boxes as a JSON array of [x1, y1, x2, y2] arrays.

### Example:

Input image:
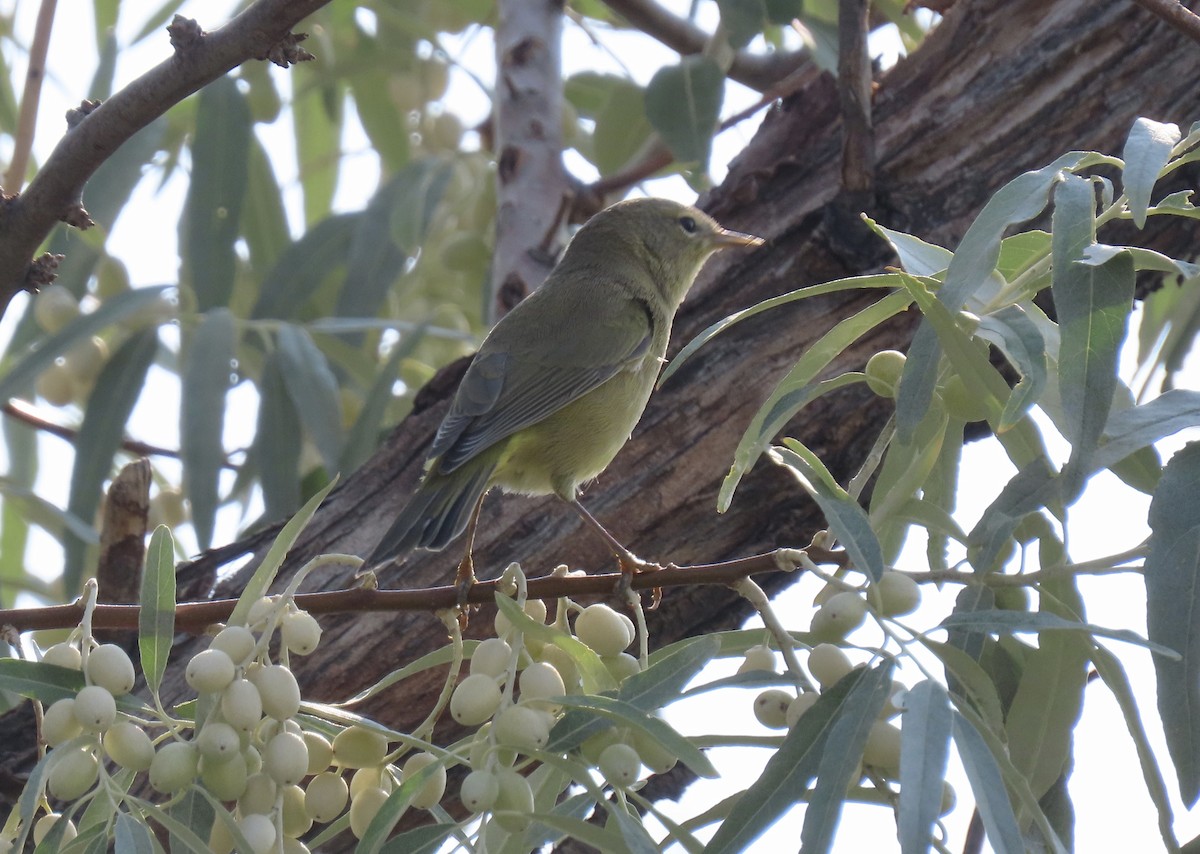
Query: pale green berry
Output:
[[47, 746, 99, 800], [149, 742, 199, 793], [211, 625, 256, 665], [598, 742, 641, 788], [519, 661, 565, 712], [238, 813, 276, 854], [492, 705, 550, 751], [239, 772, 278, 815], [197, 721, 241, 763], [808, 643, 855, 689], [786, 692, 820, 728], [574, 604, 631, 656], [250, 664, 301, 720], [221, 678, 264, 732], [281, 610, 322, 655], [602, 652, 641, 683], [33, 284, 80, 334], [470, 637, 513, 677], [246, 597, 277, 630], [42, 642, 82, 670], [753, 689, 793, 729], [265, 732, 309, 786], [73, 685, 117, 732], [186, 648, 236, 694], [402, 752, 447, 809], [864, 350, 906, 398], [282, 784, 313, 837], [349, 787, 390, 839], [875, 571, 921, 617], [460, 769, 499, 812], [809, 592, 867, 640], [304, 730, 334, 775], [863, 721, 902, 773], [86, 643, 136, 694], [738, 644, 776, 674], [630, 724, 678, 774], [33, 813, 77, 845], [450, 674, 502, 726], [103, 721, 154, 771], [200, 751, 249, 801], [42, 698, 82, 747], [332, 726, 388, 769], [492, 768, 534, 833], [305, 771, 349, 822], [349, 766, 383, 799]]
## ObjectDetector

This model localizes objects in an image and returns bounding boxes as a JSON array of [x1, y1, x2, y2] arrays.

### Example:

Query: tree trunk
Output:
[[7, 0, 1200, 837]]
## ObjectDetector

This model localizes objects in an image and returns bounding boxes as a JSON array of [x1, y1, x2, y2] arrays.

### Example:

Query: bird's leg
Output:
[[567, 499, 660, 575], [455, 494, 487, 615]]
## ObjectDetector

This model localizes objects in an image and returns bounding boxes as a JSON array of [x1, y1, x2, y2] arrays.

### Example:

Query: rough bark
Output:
[[5, 0, 1200, 839]]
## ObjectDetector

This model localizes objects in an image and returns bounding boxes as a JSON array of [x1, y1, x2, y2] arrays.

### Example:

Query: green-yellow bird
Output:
[[368, 197, 762, 581]]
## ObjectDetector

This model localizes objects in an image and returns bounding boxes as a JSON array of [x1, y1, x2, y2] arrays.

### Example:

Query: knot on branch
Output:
[[65, 99, 102, 130], [167, 15, 205, 52], [258, 32, 315, 68], [24, 253, 65, 292], [61, 203, 95, 230]]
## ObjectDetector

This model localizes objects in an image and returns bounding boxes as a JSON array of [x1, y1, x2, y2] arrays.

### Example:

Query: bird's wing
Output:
[[429, 293, 654, 473]]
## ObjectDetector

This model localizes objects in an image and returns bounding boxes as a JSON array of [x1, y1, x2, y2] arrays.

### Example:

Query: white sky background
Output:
[[4, 1, 1200, 851]]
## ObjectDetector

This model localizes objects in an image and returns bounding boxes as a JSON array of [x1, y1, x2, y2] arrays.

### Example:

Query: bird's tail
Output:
[[368, 460, 495, 564]]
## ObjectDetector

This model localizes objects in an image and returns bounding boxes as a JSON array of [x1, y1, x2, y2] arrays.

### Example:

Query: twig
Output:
[[0, 399, 238, 469], [4, 0, 58, 192], [1130, 0, 1200, 46], [599, 0, 810, 91], [0, 0, 331, 309], [837, 0, 875, 199], [0, 547, 838, 633]]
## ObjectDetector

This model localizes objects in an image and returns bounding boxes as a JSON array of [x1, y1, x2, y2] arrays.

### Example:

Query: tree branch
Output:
[[0, 548, 838, 633], [3, 0, 58, 192], [1130, 0, 1200, 45], [0, 0, 330, 312], [599, 0, 811, 91]]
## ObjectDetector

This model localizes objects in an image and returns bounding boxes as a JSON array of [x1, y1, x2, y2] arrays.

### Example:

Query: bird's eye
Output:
[[678, 216, 697, 234]]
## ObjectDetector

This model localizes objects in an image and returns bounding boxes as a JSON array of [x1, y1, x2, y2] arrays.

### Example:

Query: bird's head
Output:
[[566, 197, 763, 304]]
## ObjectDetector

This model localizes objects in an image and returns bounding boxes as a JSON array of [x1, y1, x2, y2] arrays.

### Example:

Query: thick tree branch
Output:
[[1131, 0, 1200, 44], [0, 0, 330, 312], [599, 0, 810, 91], [490, 0, 572, 318]]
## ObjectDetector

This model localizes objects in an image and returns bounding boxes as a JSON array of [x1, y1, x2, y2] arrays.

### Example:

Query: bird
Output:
[[368, 197, 763, 588]]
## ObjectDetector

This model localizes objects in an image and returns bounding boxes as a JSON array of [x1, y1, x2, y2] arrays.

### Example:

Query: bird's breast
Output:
[[491, 359, 660, 500]]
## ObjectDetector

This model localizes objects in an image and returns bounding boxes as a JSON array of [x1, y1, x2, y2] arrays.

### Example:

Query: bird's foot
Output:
[[612, 548, 663, 606], [454, 554, 478, 629]]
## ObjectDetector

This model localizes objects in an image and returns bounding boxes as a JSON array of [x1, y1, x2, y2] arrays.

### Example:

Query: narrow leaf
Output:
[[771, 442, 884, 581], [180, 77, 251, 310], [896, 153, 1087, 440], [227, 475, 338, 626], [1146, 442, 1200, 806], [976, 305, 1047, 430], [966, 459, 1057, 575], [800, 660, 895, 852], [181, 308, 235, 550], [139, 525, 177, 696], [254, 352, 302, 521], [719, 288, 912, 508], [252, 214, 358, 320], [275, 324, 343, 472], [939, 609, 1175, 656], [1123, 118, 1181, 228], [952, 711, 1025, 854], [0, 659, 85, 703], [114, 813, 156, 854], [64, 328, 158, 595], [898, 680, 952, 854], [644, 56, 724, 166], [705, 665, 882, 854]]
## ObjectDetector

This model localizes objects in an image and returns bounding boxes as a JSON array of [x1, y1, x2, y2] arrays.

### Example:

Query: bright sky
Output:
[[4, 2, 1200, 852]]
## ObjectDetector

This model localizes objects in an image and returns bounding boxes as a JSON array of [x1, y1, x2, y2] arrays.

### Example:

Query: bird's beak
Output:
[[710, 227, 764, 248]]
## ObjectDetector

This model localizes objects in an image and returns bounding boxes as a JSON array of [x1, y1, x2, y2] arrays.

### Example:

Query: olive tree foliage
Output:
[[2, 0, 1200, 853]]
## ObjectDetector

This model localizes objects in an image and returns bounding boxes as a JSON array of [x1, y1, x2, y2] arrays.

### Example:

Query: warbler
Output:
[[368, 197, 762, 582]]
